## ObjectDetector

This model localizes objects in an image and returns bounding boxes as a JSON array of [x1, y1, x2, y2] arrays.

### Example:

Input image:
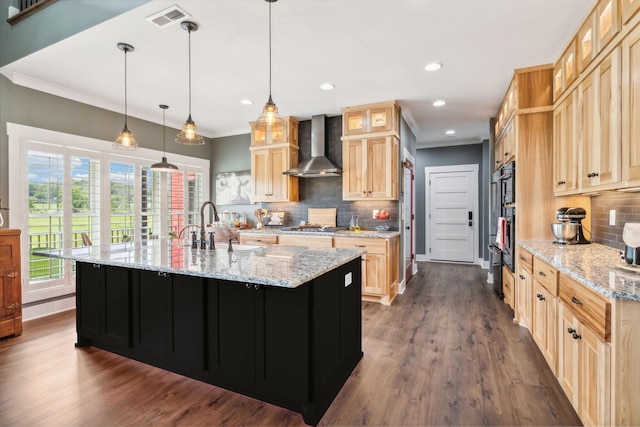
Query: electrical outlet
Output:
[[610, 210, 616, 226]]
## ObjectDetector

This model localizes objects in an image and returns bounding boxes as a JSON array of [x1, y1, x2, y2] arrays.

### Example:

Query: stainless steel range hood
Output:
[[283, 115, 342, 177]]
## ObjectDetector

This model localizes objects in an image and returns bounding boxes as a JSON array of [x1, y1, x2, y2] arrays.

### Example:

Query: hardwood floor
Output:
[[0, 262, 581, 426]]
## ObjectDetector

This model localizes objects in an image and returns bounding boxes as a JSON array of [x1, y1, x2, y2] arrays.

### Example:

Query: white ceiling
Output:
[[1, 0, 595, 148]]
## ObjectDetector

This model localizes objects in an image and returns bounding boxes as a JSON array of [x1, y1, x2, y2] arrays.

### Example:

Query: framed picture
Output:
[[215, 171, 252, 205]]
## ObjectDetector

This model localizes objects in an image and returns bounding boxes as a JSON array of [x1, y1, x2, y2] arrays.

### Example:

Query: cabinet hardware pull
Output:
[[572, 332, 582, 340], [253, 284, 260, 290], [520, 256, 526, 261], [519, 274, 525, 279], [567, 327, 576, 334], [536, 293, 545, 301], [571, 296, 584, 306], [92, 263, 101, 269], [7, 271, 18, 278], [538, 271, 546, 277], [245, 283, 252, 289], [592, 172, 599, 177], [355, 245, 366, 248], [587, 173, 593, 178], [557, 180, 566, 185], [504, 152, 509, 156], [7, 302, 19, 309], [157, 272, 168, 278]]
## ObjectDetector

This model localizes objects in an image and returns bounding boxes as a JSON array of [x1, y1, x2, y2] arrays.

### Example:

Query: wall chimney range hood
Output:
[[283, 115, 342, 177]]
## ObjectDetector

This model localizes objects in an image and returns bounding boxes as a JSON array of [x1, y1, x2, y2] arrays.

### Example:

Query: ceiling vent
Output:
[[146, 5, 190, 28]]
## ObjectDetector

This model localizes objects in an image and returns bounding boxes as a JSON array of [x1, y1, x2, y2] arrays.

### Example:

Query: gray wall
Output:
[[0, 75, 211, 220], [591, 192, 640, 250], [415, 143, 488, 259], [1, 0, 149, 67]]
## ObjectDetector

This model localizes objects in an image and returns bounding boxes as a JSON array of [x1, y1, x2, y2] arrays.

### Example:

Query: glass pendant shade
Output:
[[176, 21, 205, 146], [255, 0, 286, 134], [113, 43, 138, 150], [151, 104, 179, 172]]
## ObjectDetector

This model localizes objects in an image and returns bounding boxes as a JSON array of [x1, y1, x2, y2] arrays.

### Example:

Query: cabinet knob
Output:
[[157, 271, 169, 278], [587, 173, 593, 178], [92, 263, 101, 269], [557, 180, 566, 185], [519, 274, 525, 280], [567, 327, 576, 334], [245, 283, 252, 289], [254, 284, 261, 290], [504, 152, 509, 156], [536, 293, 545, 301], [572, 332, 582, 340], [6, 271, 19, 278], [538, 271, 547, 277]]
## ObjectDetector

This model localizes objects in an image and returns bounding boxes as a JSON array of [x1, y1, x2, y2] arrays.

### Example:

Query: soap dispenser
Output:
[[349, 215, 355, 231]]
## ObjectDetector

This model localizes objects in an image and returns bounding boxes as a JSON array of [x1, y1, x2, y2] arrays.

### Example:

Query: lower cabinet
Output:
[[558, 302, 611, 427], [531, 278, 558, 375], [0, 229, 22, 339], [502, 266, 515, 310], [75, 260, 362, 426]]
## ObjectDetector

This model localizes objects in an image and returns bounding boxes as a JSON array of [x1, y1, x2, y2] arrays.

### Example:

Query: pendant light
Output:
[[176, 21, 205, 145], [113, 43, 138, 150], [151, 105, 179, 172], [254, 0, 286, 134]]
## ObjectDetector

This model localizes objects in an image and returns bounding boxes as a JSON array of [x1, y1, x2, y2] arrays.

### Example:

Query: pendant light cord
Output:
[[268, 1, 272, 96], [188, 28, 192, 116], [124, 49, 128, 126], [162, 108, 166, 155]]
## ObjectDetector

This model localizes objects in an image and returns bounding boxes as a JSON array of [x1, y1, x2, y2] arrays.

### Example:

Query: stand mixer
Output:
[[553, 207, 591, 244]]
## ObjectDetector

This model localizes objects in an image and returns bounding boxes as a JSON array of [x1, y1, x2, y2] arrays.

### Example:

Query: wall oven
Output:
[[501, 161, 515, 205], [502, 206, 515, 272]]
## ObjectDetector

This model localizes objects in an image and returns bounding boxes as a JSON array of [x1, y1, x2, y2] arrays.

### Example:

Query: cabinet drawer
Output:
[[333, 237, 387, 254], [533, 257, 559, 296], [279, 234, 333, 248], [559, 274, 611, 342], [518, 248, 534, 271], [502, 267, 515, 309], [238, 233, 278, 246]]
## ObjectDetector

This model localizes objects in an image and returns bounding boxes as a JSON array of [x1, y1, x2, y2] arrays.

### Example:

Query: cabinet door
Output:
[[532, 280, 557, 374], [133, 270, 169, 359], [558, 303, 580, 408], [251, 149, 271, 202], [554, 91, 579, 193], [622, 0, 640, 23], [369, 105, 395, 134], [578, 325, 611, 427], [101, 265, 131, 349], [503, 121, 516, 163], [367, 136, 398, 200], [494, 135, 504, 171], [168, 274, 207, 375], [215, 280, 257, 388], [622, 24, 640, 181], [344, 109, 367, 136], [342, 139, 365, 199], [362, 253, 387, 295], [578, 12, 597, 73], [267, 147, 290, 201], [516, 267, 532, 328], [76, 262, 102, 341], [596, 0, 620, 51], [579, 72, 597, 189]]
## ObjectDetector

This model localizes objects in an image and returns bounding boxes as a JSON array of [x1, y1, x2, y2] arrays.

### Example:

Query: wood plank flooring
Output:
[[0, 262, 581, 426]]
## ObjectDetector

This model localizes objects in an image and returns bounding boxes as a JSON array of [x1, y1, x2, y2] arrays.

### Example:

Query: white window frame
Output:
[[7, 123, 209, 304]]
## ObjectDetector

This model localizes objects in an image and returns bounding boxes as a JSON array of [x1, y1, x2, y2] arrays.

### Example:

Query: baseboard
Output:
[[416, 254, 428, 262], [23, 295, 75, 321], [398, 278, 406, 294], [487, 272, 494, 284]]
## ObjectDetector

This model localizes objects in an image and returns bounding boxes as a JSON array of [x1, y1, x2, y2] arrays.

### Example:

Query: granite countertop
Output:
[[239, 228, 401, 238], [518, 240, 640, 301], [35, 240, 365, 289]]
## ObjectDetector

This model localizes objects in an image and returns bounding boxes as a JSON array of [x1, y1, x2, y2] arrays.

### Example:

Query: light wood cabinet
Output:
[[0, 229, 22, 339], [250, 145, 299, 202], [621, 23, 640, 182], [249, 117, 299, 203], [333, 235, 399, 305], [494, 134, 504, 171], [250, 117, 298, 147], [342, 101, 399, 138], [578, 11, 597, 73], [553, 90, 579, 194], [621, 0, 640, 23], [579, 47, 622, 190], [238, 233, 278, 246], [515, 247, 533, 328], [596, 0, 620, 52], [532, 278, 558, 375], [278, 234, 333, 248], [559, 301, 612, 427], [502, 266, 514, 310], [342, 136, 399, 201]]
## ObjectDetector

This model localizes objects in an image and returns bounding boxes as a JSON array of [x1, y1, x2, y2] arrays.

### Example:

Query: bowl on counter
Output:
[[375, 224, 390, 231], [551, 222, 579, 243]]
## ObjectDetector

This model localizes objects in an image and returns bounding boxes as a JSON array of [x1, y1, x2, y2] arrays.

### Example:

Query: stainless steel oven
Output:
[[501, 161, 515, 205], [502, 206, 515, 272]]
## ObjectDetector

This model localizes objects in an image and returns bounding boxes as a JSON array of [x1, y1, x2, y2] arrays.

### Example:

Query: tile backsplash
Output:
[[591, 192, 640, 250]]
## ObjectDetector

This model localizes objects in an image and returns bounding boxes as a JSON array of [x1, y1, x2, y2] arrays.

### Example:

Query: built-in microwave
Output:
[[501, 161, 515, 205]]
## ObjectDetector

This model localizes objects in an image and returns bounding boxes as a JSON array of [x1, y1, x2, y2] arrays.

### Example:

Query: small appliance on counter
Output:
[[551, 207, 591, 245]]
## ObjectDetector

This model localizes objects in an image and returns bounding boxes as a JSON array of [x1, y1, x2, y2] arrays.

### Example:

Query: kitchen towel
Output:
[[496, 217, 506, 250]]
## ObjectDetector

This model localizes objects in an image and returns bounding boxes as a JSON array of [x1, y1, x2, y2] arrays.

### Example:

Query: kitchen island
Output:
[[40, 241, 365, 426]]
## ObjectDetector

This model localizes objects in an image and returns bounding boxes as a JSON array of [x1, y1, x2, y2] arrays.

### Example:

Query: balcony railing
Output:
[[7, 0, 58, 25]]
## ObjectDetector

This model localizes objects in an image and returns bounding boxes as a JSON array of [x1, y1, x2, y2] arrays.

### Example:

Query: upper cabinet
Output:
[[342, 101, 399, 138], [341, 101, 400, 201], [553, 0, 640, 193], [249, 117, 299, 203]]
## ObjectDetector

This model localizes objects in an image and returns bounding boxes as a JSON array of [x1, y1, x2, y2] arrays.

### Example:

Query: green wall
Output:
[[209, 133, 251, 202]]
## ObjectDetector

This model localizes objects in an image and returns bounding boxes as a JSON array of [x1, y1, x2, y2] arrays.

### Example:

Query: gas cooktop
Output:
[[280, 226, 347, 233]]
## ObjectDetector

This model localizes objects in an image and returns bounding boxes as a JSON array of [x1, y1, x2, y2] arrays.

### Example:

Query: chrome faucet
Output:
[[200, 201, 220, 249]]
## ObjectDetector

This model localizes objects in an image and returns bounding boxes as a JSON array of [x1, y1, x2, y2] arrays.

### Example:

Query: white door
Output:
[[426, 164, 478, 263]]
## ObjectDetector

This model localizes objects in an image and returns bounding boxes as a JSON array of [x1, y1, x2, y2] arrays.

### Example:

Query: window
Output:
[[7, 123, 209, 305]]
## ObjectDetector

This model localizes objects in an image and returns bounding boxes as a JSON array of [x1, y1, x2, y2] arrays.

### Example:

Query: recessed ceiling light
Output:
[[240, 99, 253, 105], [433, 100, 446, 107], [320, 82, 335, 91], [445, 129, 455, 135], [425, 62, 443, 72]]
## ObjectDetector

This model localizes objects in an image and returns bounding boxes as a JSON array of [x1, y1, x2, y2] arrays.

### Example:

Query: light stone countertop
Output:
[[239, 228, 401, 238], [35, 240, 365, 289], [518, 240, 640, 301]]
